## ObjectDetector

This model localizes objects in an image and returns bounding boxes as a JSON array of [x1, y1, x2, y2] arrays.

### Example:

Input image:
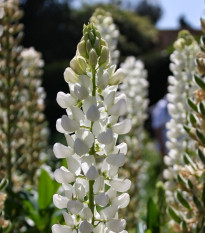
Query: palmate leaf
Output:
[[38, 169, 60, 210]]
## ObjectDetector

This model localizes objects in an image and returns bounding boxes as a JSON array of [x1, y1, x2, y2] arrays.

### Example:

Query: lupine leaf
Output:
[[0, 178, 8, 190], [183, 153, 197, 170], [194, 74, 205, 90], [38, 169, 55, 209], [147, 198, 160, 233], [177, 174, 187, 185]]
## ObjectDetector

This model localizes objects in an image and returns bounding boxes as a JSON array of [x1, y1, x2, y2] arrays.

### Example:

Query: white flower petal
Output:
[[62, 183, 74, 199], [108, 99, 127, 116], [52, 224, 72, 233], [67, 200, 84, 215], [112, 119, 131, 134], [109, 68, 125, 85], [56, 118, 65, 133], [53, 194, 69, 209], [54, 166, 75, 184], [74, 84, 89, 100], [62, 211, 74, 227], [81, 155, 96, 174], [100, 205, 118, 220], [61, 115, 80, 133], [97, 71, 109, 89], [53, 143, 73, 158], [97, 128, 113, 145], [110, 179, 131, 192], [79, 206, 93, 221], [106, 219, 126, 232], [70, 106, 85, 123], [79, 220, 94, 233], [104, 91, 115, 110], [56, 92, 77, 108], [86, 105, 100, 122], [95, 193, 109, 207], [86, 165, 99, 180], [66, 156, 81, 175], [106, 153, 125, 167], [74, 183, 86, 201], [74, 138, 89, 155], [64, 67, 78, 84], [112, 193, 130, 209], [94, 176, 104, 194], [93, 223, 105, 233]]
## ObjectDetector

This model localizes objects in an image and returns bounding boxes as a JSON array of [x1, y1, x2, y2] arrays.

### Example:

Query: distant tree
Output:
[[179, 15, 192, 29], [135, 0, 162, 24]]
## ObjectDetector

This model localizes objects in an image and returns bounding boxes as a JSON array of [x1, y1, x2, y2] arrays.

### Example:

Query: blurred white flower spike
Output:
[[52, 24, 131, 233]]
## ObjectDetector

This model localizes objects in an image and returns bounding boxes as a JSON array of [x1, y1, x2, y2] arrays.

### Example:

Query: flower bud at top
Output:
[[89, 48, 98, 67], [77, 40, 87, 58], [99, 46, 109, 66], [70, 57, 85, 75]]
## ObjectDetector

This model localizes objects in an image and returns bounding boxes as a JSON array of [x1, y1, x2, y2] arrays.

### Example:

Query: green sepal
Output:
[[199, 102, 205, 117], [198, 148, 205, 165], [189, 113, 197, 125], [183, 153, 197, 170], [188, 98, 198, 112], [193, 195, 203, 211], [177, 174, 187, 185], [194, 74, 205, 90], [168, 206, 182, 224], [176, 190, 191, 210], [196, 129, 205, 145]]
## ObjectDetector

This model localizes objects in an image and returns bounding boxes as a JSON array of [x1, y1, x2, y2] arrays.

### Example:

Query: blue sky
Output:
[[71, 0, 205, 29], [156, 0, 205, 29]]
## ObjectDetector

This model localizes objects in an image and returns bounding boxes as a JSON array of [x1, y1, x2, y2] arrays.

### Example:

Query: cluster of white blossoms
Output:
[[119, 56, 149, 227], [52, 24, 131, 233], [163, 31, 199, 197], [19, 47, 48, 184], [0, 0, 24, 182], [90, 8, 120, 65]]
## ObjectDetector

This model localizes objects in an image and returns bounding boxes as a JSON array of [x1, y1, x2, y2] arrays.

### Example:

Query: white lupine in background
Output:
[[119, 56, 149, 228], [52, 24, 131, 233], [90, 8, 120, 65], [19, 47, 48, 184], [163, 30, 199, 216]]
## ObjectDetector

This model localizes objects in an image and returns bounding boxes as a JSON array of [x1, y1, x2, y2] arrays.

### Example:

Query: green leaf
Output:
[[187, 98, 198, 112], [168, 206, 182, 224], [187, 179, 194, 190], [194, 75, 205, 90], [147, 198, 160, 233], [0, 178, 8, 190], [199, 102, 205, 117], [198, 149, 205, 165], [38, 169, 55, 210], [176, 191, 191, 210], [196, 129, 205, 145]]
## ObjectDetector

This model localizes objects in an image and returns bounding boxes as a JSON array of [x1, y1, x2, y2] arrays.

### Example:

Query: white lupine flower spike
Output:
[[52, 24, 131, 233]]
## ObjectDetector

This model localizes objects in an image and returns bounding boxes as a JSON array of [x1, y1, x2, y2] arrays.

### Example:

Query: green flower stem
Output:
[[89, 180, 95, 225]]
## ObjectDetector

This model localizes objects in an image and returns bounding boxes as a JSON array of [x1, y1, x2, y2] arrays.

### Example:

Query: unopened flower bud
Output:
[[77, 40, 87, 58], [99, 46, 109, 65], [109, 68, 125, 85], [89, 49, 98, 67]]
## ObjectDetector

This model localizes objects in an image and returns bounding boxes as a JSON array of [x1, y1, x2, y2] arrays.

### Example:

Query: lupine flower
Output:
[[52, 24, 131, 233], [163, 31, 199, 200], [90, 8, 120, 65], [163, 30, 202, 232], [19, 47, 48, 184], [0, 0, 24, 182], [166, 23, 205, 232], [119, 56, 149, 227]]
